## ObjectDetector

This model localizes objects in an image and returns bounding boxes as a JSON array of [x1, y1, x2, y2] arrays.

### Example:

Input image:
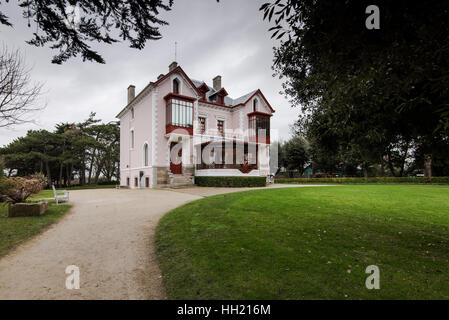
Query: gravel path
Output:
[[0, 184, 334, 299]]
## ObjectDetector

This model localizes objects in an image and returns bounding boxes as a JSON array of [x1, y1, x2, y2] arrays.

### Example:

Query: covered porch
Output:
[[195, 140, 263, 175]]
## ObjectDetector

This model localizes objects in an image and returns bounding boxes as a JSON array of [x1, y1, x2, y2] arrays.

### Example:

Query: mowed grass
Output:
[[0, 203, 72, 257], [156, 185, 449, 299]]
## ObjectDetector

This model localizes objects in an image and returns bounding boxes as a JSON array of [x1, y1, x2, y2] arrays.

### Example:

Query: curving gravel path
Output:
[[0, 184, 334, 299]]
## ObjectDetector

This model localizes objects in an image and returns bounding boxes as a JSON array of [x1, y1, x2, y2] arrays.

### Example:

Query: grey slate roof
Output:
[[191, 78, 256, 107]]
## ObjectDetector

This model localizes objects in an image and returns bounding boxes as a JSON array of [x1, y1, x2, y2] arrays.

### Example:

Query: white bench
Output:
[[52, 185, 69, 205]]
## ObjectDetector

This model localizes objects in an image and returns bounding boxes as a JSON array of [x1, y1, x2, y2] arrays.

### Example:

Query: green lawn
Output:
[[0, 203, 72, 257], [156, 185, 449, 299]]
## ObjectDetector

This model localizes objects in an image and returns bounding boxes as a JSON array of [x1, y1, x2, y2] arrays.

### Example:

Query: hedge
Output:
[[195, 176, 267, 187], [275, 177, 449, 185]]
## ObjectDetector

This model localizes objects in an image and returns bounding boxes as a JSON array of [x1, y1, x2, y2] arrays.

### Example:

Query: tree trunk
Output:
[[67, 163, 73, 187], [45, 160, 51, 187], [386, 150, 397, 177], [379, 155, 385, 177], [93, 158, 106, 185], [58, 162, 63, 187], [80, 152, 86, 185], [424, 155, 432, 177], [363, 165, 368, 178], [88, 149, 97, 185]]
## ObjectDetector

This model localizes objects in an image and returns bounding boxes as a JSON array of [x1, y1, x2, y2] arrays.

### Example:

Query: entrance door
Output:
[[170, 142, 182, 174], [145, 177, 150, 188]]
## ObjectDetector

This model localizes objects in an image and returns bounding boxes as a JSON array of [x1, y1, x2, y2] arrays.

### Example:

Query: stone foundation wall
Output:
[[8, 202, 49, 217], [155, 167, 170, 186]]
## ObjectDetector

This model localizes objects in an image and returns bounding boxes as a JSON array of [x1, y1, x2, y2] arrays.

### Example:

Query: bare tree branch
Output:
[[0, 44, 45, 128]]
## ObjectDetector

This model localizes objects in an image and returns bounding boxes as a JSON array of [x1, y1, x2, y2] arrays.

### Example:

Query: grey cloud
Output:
[[0, 0, 299, 146]]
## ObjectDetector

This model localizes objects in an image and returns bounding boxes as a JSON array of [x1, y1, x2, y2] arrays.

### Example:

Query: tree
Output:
[[0, 0, 178, 64], [0, 45, 44, 127], [284, 136, 310, 176], [0, 113, 120, 187], [261, 0, 449, 177]]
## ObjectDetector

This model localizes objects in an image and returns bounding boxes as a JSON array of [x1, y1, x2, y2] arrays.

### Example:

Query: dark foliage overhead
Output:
[[0, 0, 174, 64]]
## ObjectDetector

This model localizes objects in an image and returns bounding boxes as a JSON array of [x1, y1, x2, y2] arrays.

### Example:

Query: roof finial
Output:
[[175, 41, 177, 62]]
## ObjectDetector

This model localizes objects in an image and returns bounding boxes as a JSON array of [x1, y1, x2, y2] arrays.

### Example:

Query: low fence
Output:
[[275, 177, 449, 184]]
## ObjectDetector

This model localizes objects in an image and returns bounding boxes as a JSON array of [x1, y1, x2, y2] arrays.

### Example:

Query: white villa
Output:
[[116, 62, 275, 188]]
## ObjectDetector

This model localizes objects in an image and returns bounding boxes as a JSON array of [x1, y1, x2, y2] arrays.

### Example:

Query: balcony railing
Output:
[[165, 93, 195, 135], [195, 141, 258, 173]]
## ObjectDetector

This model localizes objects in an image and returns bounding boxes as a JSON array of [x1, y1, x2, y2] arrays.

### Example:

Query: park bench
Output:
[[52, 185, 69, 205]]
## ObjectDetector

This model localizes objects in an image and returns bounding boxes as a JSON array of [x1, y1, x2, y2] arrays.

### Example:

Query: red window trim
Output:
[[164, 92, 197, 102]]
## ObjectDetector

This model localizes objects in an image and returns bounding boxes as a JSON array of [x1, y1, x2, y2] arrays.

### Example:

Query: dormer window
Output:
[[198, 83, 210, 102], [213, 88, 228, 105], [173, 78, 180, 94]]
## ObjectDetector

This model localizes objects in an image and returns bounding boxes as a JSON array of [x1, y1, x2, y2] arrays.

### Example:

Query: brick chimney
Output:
[[213, 75, 222, 91], [169, 61, 178, 72], [127, 85, 135, 104]]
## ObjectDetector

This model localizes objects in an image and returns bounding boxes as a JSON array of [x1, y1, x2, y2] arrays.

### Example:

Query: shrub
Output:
[[29, 172, 48, 187], [275, 177, 449, 184], [97, 179, 117, 185], [0, 177, 44, 204], [195, 176, 267, 187]]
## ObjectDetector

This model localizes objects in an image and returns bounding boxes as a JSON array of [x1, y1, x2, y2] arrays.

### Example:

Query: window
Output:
[[126, 177, 130, 186], [217, 120, 224, 136], [131, 107, 134, 119], [253, 99, 258, 112], [143, 143, 149, 166], [134, 177, 138, 187], [130, 130, 134, 149], [173, 78, 180, 94], [166, 98, 193, 128], [199, 117, 206, 134], [217, 95, 224, 105], [249, 114, 270, 141]]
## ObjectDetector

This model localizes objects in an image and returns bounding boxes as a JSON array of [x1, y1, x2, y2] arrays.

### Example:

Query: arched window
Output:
[[253, 99, 258, 112], [173, 78, 180, 94], [143, 143, 149, 166], [130, 130, 134, 149]]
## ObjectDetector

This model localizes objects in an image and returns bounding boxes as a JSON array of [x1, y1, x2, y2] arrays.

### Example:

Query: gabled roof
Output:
[[190, 80, 273, 111], [209, 87, 228, 97], [231, 89, 276, 113], [116, 65, 201, 118], [116, 66, 275, 118], [231, 90, 258, 106]]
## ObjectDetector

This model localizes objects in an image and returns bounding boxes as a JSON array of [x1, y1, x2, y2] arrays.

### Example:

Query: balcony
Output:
[[165, 93, 195, 135], [248, 112, 271, 144]]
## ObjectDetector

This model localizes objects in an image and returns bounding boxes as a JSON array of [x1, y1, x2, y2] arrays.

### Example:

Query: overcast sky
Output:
[[0, 0, 300, 147]]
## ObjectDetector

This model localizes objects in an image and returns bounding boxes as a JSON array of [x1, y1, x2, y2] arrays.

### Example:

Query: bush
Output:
[[275, 177, 449, 185], [0, 177, 44, 204], [30, 172, 48, 187], [195, 176, 267, 187], [97, 179, 118, 185]]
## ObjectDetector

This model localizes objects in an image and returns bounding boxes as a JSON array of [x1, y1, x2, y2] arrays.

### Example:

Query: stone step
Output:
[[170, 174, 194, 187], [170, 184, 194, 189]]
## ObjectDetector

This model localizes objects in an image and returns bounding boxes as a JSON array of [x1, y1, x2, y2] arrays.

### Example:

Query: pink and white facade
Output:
[[116, 62, 275, 188]]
